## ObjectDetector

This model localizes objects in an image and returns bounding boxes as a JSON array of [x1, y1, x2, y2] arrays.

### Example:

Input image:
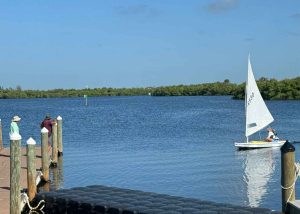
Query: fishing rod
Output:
[[291, 141, 300, 144]]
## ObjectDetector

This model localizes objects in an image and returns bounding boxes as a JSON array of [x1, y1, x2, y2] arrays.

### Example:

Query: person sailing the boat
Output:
[[265, 128, 279, 142]]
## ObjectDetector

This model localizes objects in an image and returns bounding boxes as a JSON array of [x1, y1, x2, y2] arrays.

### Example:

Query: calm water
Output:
[[1, 96, 300, 211]]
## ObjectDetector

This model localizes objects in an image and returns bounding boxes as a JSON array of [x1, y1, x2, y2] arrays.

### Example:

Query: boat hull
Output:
[[235, 140, 286, 149]]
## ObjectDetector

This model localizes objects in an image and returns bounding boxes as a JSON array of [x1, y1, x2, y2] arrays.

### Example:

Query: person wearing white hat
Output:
[[265, 127, 278, 142], [10, 115, 21, 136]]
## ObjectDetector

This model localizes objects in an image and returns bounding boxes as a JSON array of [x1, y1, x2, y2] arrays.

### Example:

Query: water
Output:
[[1, 96, 300, 211]]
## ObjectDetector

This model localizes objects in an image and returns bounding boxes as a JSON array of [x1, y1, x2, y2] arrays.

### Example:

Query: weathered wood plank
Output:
[[0, 147, 43, 214]]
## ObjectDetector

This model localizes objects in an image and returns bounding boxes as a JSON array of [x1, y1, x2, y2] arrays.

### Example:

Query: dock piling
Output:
[[41, 127, 49, 181], [51, 121, 58, 166], [26, 137, 37, 201], [57, 116, 63, 156], [10, 133, 22, 214], [58, 155, 64, 187], [281, 141, 296, 213], [0, 119, 3, 150]]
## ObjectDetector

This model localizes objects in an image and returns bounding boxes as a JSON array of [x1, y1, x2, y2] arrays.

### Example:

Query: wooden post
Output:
[[281, 141, 296, 213], [51, 121, 58, 166], [58, 155, 64, 188], [57, 116, 63, 156], [26, 137, 37, 201], [41, 182, 50, 192], [0, 119, 3, 150], [10, 133, 21, 214], [53, 167, 59, 190], [84, 95, 88, 106], [41, 127, 49, 181]]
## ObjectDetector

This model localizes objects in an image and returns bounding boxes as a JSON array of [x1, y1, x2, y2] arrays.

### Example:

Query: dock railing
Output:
[[0, 119, 3, 150]]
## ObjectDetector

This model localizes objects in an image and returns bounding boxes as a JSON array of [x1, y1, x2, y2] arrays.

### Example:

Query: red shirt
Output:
[[41, 119, 53, 137]]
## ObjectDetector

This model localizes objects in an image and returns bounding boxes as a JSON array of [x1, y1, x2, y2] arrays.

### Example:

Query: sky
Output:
[[0, 0, 299, 90]]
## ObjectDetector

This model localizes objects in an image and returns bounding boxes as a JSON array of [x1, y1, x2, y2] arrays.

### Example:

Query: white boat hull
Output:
[[235, 140, 286, 149]]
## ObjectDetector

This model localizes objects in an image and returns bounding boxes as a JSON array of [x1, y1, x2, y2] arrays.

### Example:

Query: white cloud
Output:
[[205, 0, 239, 13], [291, 13, 300, 20], [115, 4, 159, 18]]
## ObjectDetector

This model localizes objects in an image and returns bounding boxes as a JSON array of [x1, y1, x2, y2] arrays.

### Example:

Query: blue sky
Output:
[[0, 0, 299, 89]]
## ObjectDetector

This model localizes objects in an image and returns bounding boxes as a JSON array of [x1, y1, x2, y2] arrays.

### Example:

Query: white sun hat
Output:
[[12, 115, 21, 122]]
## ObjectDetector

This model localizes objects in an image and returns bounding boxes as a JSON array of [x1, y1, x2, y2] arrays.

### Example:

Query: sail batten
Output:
[[245, 58, 274, 137]]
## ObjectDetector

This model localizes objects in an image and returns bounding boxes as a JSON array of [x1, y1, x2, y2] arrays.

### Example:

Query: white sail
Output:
[[245, 58, 274, 137]]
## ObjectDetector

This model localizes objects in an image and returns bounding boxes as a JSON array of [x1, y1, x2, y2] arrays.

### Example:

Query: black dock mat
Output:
[[29, 185, 282, 214]]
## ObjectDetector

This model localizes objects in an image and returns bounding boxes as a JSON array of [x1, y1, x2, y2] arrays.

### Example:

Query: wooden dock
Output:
[[0, 147, 43, 214]]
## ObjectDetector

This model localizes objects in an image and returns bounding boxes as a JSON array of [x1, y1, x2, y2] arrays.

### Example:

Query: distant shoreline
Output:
[[0, 77, 299, 100]]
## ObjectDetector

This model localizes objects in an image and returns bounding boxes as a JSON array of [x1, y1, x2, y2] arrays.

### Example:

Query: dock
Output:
[[1, 146, 282, 214], [32, 185, 282, 214], [1, 118, 296, 214], [0, 147, 43, 214]]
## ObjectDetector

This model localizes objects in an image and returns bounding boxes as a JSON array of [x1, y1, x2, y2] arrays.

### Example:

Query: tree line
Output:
[[151, 79, 236, 96], [231, 77, 300, 100], [0, 77, 299, 100], [152, 77, 300, 100], [0, 87, 153, 99]]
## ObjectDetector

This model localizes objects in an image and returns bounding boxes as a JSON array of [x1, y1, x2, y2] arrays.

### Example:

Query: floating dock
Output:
[[32, 185, 282, 214]]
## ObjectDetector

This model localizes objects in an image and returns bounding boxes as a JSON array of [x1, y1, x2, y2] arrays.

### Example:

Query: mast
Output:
[[245, 83, 248, 143], [245, 56, 249, 143]]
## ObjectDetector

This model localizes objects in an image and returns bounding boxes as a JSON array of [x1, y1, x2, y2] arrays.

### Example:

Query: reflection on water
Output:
[[51, 156, 64, 190], [236, 148, 279, 207], [55, 156, 64, 190], [39, 156, 64, 192]]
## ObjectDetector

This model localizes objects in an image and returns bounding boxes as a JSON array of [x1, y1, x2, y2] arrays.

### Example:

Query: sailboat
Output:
[[234, 57, 285, 149]]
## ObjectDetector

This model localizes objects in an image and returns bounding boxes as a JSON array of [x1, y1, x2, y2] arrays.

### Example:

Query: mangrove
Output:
[[0, 77, 299, 100]]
